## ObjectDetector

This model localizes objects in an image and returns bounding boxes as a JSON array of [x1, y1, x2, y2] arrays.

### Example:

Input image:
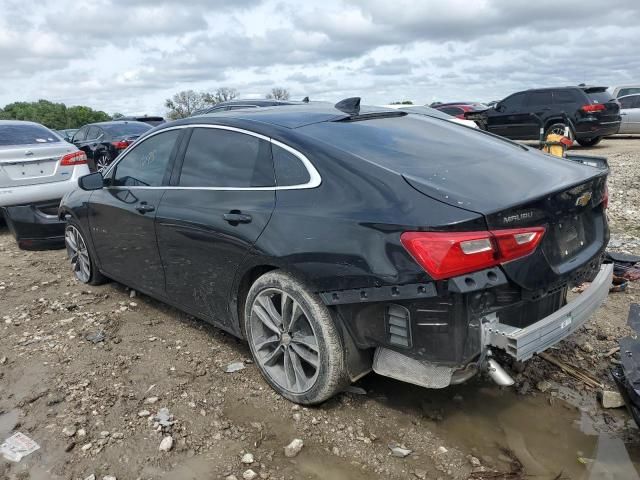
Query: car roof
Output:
[[188, 102, 414, 129], [0, 120, 49, 127]]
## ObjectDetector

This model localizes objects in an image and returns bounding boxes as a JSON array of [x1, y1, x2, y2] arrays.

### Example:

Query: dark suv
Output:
[[72, 121, 151, 172], [472, 86, 621, 146]]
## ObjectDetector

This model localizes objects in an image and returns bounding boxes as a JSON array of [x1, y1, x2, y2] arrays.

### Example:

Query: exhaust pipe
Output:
[[486, 358, 515, 386]]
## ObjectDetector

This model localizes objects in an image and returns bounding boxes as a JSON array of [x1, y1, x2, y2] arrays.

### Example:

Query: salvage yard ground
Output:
[[1, 138, 640, 480]]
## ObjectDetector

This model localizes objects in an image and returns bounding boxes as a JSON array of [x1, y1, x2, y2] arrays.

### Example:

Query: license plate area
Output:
[[555, 215, 587, 259], [3, 159, 58, 179]]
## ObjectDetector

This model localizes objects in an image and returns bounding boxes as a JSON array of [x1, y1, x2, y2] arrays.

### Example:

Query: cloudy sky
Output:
[[2, 0, 639, 116]]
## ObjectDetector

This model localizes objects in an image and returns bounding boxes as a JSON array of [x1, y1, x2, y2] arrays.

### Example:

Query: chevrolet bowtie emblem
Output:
[[575, 192, 592, 207]]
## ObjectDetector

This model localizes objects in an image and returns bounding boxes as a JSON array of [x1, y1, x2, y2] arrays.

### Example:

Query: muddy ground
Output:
[[1, 138, 640, 480]]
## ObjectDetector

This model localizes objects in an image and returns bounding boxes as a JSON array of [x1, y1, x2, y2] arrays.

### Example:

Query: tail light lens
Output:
[[581, 103, 606, 113], [401, 227, 546, 280], [60, 151, 87, 166], [112, 140, 130, 150]]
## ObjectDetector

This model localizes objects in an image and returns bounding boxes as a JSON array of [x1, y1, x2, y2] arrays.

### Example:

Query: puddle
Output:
[[363, 376, 640, 480]]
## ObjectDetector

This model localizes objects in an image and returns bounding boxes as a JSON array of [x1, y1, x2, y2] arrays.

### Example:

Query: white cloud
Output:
[[0, 0, 639, 115]]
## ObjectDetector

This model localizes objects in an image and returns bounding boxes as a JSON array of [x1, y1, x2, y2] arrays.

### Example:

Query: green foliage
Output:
[[0, 99, 111, 129]]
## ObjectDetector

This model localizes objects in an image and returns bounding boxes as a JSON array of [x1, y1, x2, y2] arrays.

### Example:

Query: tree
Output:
[[202, 87, 239, 105], [164, 90, 208, 120], [390, 100, 414, 105], [266, 87, 290, 101], [0, 100, 110, 129], [112, 112, 124, 119]]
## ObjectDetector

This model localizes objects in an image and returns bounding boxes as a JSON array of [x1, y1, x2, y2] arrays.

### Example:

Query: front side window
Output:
[[619, 96, 638, 109], [112, 130, 180, 187], [179, 128, 274, 188], [86, 127, 101, 140], [500, 93, 525, 111], [525, 91, 552, 106]]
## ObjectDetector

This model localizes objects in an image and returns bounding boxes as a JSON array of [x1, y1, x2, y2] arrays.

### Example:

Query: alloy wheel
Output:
[[249, 288, 320, 394], [96, 154, 110, 173], [65, 225, 91, 283]]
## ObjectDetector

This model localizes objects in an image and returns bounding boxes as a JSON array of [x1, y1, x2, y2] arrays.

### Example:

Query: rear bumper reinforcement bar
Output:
[[485, 263, 613, 361]]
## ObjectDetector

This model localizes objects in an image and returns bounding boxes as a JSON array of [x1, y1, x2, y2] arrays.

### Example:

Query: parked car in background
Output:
[[611, 85, 640, 98], [432, 102, 488, 119], [72, 120, 151, 172], [0, 120, 89, 249], [192, 99, 300, 116], [55, 129, 78, 143], [382, 104, 478, 128], [60, 100, 611, 404], [116, 115, 166, 127], [469, 86, 621, 147], [617, 94, 640, 134]]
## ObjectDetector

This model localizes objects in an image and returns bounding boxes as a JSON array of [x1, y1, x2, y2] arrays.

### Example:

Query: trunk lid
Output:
[[0, 142, 78, 188]]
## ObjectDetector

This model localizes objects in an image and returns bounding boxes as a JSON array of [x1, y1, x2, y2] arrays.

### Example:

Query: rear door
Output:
[[156, 125, 276, 330], [89, 129, 183, 296], [0, 123, 78, 189], [521, 90, 553, 137]]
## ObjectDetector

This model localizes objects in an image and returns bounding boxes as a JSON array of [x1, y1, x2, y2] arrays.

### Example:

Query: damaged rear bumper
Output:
[[484, 263, 613, 361], [1, 202, 66, 250]]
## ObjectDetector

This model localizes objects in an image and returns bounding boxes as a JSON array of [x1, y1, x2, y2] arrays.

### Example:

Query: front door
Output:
[[486, 92, 530, 139], [88, 129, 183, 296], [156, 126, 276, 330]]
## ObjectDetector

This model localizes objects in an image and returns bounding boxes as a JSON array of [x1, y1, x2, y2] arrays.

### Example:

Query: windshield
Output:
[[102, 122, 151, 137], [0, 124, 61, 146]]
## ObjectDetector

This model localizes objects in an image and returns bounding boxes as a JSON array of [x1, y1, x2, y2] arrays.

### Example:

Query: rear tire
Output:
[[244, 271, 348, 405], [65, 222, 106, 285], [577, 136, 602, 147]]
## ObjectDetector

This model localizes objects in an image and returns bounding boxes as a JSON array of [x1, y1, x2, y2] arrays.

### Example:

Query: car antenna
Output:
[[335, 97, 360, 115], [302, 96, 309, 103]]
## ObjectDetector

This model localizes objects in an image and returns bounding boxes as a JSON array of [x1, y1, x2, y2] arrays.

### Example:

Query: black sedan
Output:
[[59, 100, 612, 404], [72, 120, 151, 172]]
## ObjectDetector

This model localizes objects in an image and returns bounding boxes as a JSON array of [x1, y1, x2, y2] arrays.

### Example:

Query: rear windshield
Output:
[[102, 122, 151, 137], [0, 124, 61, 146], [586, 91, 615, 104]]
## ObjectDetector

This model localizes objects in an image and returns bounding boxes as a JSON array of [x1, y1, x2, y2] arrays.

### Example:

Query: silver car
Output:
[[618, 94, 640, 134], [0, 120, 90, 248]]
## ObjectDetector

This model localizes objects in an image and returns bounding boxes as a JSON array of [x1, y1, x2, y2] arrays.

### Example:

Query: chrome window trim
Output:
[[103, 124, 321, 191]]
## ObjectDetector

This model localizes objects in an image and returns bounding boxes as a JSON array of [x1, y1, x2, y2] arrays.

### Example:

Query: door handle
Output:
[[223, 212, 252, 224], [135, 203, 155, 214]]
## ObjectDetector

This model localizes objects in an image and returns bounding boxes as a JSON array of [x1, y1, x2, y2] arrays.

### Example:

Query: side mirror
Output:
[[78, 172, 104, 191], [495, 103, 505, 112]]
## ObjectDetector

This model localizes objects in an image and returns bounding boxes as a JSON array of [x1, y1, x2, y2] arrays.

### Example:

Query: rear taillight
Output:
[[581, 103, 606, 113], [112, 140, 130, 150], [400, 227, 546, 280], [60, 151, 87, 166]]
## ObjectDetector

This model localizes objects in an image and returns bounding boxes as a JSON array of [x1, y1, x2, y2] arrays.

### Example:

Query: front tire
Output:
[[244, 271, 348, 404], [577, 136, 602, 147], [65, 223, 106, 285]]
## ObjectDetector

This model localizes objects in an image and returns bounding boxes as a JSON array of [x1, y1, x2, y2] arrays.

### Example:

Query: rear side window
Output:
[[179, 128, 274, 188], [553, 90, 578, 104], [619, 96, 639, 109], [525, 91, 552, 106], [0, 124, 60, 146], [272, 144, 310, 186], [112, 130, 180, 187]]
